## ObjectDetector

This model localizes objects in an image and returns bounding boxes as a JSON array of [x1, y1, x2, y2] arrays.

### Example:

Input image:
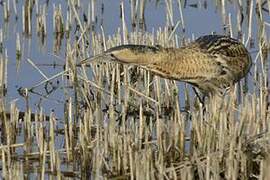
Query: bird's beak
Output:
[[80, 53, 114, 65]]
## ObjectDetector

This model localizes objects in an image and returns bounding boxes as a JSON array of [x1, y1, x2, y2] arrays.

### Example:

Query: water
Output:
[[0, 0, 269, 178], [1, 0, 261, 116]]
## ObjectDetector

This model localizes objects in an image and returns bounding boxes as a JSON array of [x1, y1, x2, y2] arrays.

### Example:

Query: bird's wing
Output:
[[193, 35, 252, 80], [141, 47, 231, 84]]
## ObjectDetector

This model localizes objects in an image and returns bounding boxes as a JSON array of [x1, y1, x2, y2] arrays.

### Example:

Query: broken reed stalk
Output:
[[139, 0, 146, 30], [53, 4, 64, 34], [247, 0, 254, 46], [228, 13, 233, 37], [13, 0, 18, 19], [23, 0, 33, 35], [221, 0, 226, 28], [236, 0, 243, 38], [16, 33, 21, 61], [0, 29, 2, 54], [3, 0, 10, 22], [90, 0, 96, 27], [120, 0, 128, 44], [177, 0, 185, 32], [0, 48, 7, 97], [36, 5, 47, 40], [268, 0, 270, 15], [165, 0, 174, 27], [130, 0, 136, 30]]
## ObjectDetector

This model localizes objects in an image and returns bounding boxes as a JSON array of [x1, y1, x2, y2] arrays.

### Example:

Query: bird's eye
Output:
[[110, 53, 115, 58]]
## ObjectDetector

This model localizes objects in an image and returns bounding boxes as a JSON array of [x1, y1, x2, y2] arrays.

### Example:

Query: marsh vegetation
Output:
[[0, 0, 269, 179]]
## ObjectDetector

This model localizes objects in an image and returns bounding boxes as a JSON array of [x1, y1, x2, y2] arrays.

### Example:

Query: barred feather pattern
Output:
[[82, 35, 252, 96]]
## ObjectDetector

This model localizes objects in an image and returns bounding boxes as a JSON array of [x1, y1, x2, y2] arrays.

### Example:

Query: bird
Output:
[[81, 35, 252, 97]]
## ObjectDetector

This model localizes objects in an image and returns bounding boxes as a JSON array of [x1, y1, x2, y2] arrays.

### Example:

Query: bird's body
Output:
[[82, 35, 252, 95]]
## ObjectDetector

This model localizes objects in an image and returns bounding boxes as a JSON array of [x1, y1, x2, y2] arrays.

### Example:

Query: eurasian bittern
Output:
[[81, 35, 252, 96]]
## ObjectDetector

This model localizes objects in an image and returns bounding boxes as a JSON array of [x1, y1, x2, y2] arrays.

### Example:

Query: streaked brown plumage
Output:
[[81, 35, 252, 95]]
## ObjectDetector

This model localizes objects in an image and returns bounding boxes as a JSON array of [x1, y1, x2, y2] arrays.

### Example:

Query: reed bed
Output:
[[0, 0, 270, 179]]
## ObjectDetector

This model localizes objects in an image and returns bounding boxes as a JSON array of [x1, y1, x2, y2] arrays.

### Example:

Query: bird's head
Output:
[[105, 44, 160, 64], [80, 44, 161, 65]]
